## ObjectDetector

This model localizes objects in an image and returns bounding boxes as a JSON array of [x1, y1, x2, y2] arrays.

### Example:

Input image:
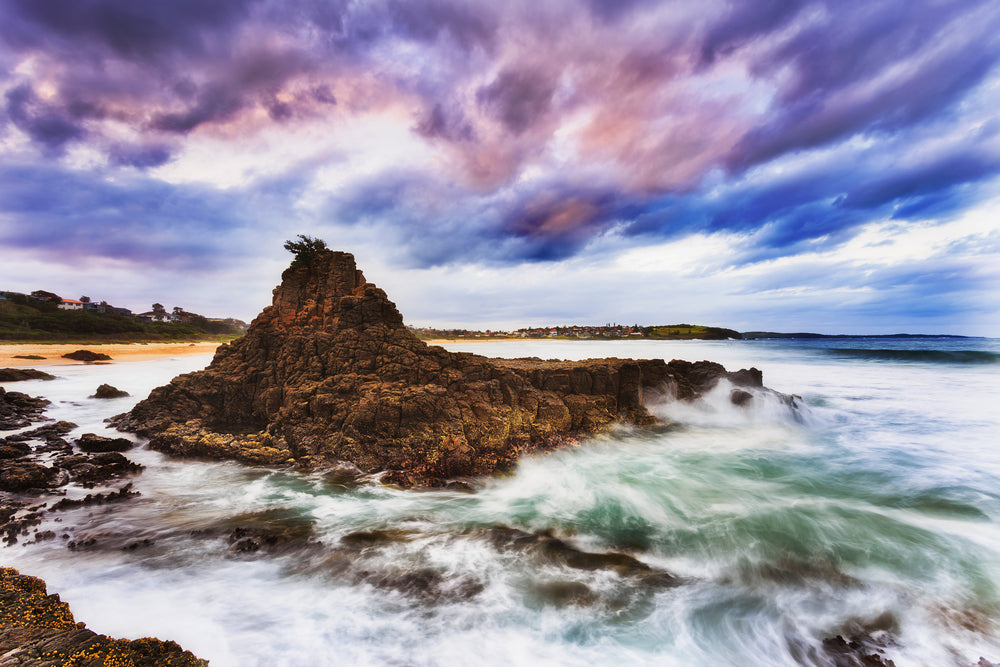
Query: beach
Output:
[[0, 342, 222, 367]]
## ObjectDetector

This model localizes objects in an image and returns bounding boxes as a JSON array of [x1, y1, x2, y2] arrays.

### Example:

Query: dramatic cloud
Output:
[[1, 0, 999, 332]]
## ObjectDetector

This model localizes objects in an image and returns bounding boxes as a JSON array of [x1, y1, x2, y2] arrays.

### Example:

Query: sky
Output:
[[1, 0, 999, 335]]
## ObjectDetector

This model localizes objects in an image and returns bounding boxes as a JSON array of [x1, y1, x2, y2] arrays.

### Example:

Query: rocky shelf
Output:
[[0, 567, 206, 666], [113, 249, 779, 486]]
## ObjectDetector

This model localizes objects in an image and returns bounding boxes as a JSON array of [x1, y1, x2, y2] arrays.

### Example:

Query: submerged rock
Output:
[[114, 249, 769, 485], [821, 635, 896, 666], [0, 567, 207, 666]]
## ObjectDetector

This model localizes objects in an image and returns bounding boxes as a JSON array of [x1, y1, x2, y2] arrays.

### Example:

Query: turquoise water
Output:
[[2, 338, 999, 666]]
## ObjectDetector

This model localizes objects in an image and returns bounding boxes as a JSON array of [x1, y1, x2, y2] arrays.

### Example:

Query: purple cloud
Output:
[[0, 0, 998, 270]]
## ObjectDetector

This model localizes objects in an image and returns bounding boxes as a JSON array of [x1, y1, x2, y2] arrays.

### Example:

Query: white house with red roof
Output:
[[58, 298, 84, 310]]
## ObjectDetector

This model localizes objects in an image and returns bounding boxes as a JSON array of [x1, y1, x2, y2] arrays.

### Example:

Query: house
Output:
[[110, 307, 132, 317], [58, 298, 84, 310], [137, 311, 174, 323]]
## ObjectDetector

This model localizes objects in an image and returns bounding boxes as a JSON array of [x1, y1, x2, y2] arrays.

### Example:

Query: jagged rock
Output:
[[57, 452, 142, 487], [75, 433, 133, 453], [6, 422, 77, 449], [49, 484, 140, 511], [0, 368, 55, 382], [0, 461, 63, 492], [91, 383, 129, 399], [0, 567, 206, 666], [114, 250, 772, 485], [61, 349, 111, 362], [0, 441, 30, 460], [0, 388, 49, 431]]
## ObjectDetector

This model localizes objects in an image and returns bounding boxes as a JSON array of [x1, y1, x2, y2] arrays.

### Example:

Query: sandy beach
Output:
[[0, 342, 221, 367]]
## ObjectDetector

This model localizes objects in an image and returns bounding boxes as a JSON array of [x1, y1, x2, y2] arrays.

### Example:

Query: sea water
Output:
[[2, 338, 999, 666]]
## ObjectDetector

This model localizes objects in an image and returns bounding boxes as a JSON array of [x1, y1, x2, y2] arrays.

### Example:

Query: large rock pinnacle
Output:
[[114, 249, 764, 486]]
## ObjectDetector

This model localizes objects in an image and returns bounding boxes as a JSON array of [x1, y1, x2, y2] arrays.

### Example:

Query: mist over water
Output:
[[3, 338, 1000, 666]]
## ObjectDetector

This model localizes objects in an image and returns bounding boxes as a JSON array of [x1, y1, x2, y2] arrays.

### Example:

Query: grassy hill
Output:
[[0, 295, 244, 343], [642, 324, 743, 340]]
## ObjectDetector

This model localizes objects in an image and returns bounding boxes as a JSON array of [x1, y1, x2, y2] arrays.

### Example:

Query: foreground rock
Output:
[[0, 387, 49, 430], [114, 249, 771, 486], [0, 369, 55, 382], [0, 567, 206, 666]]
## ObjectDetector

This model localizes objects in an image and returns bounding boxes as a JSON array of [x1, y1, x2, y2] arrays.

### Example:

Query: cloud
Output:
[[4, 83, 86, 153], [2, 0, 1000, 333], [476, 66, 556, 135], [3, 0, 253, 62], [107, 142, 174, 168], [0, 160, 267, 267]]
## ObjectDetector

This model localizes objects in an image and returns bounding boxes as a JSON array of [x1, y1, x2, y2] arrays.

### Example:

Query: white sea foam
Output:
[[3, 340, 1000, 666]]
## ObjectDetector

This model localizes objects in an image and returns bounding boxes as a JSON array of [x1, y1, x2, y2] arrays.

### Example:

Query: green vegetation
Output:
[[0, 293, 245, 343], [411, 323, 743, 341], [642, 324, 742, 340], [284, 234, 328, 268]]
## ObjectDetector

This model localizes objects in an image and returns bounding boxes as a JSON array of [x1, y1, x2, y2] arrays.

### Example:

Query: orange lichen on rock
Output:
[[0, 567, 207, 666]]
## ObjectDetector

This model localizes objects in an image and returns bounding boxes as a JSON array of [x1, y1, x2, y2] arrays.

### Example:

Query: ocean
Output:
[[2, 337, 999, 666]]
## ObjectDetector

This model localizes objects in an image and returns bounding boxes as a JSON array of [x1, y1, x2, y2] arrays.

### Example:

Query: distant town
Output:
[[409, 323, 743, 340], [0, 289, 247, 341]]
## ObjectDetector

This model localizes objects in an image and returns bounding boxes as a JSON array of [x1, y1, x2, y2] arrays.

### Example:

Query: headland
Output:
[[113, 247, 782, 486]]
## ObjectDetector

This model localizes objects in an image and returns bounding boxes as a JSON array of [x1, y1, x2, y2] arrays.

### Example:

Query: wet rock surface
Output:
[[74, 432, 133, 453], [0, 390, 145, 547], [0, 567, 207, 666], [90, 383, 129, 399], [0, 388, 49, 430], [114, 250, 775, 486], [0, 369, 55, 382], [48, 484, 139, 511], [820, 634, 896, 666]]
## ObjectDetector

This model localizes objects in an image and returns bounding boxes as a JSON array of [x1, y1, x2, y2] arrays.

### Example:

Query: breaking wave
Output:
[[824, 348, 1000, 364]]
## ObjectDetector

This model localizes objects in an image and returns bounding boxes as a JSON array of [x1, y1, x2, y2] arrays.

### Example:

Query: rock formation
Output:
[[61, 350, 111, 362], [114, 249, 768, 486], [0, 567, 206, 666], [91, 384, 129, 399], [0, 369, 55, 382]]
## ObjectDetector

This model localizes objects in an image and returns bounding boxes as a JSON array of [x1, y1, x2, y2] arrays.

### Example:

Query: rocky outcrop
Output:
[[75, 433, 133, 453], [0, 567, 206, 666], [0, 387, 49, 430], [91, 384, 129, 399], [61, 350, 111, 362], [0, 369, 55, 382], [114, 250, 768, 486]]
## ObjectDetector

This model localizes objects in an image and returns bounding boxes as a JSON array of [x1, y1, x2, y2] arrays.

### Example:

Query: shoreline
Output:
[[421, 337, 722, 344], [0, 341, 221, 367]]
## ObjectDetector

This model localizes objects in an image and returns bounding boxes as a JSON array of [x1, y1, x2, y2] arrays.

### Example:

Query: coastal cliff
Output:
[[114, 249, 766, 485]]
